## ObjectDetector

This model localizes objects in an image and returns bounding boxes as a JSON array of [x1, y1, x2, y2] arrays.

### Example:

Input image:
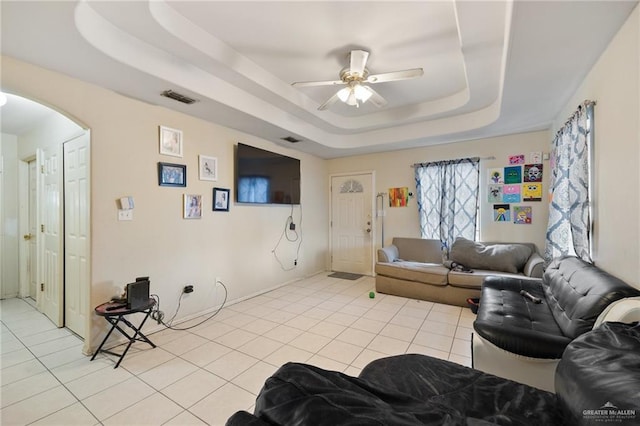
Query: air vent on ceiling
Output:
[[161, 90, 197, 105], [281, 136, 302, 143]]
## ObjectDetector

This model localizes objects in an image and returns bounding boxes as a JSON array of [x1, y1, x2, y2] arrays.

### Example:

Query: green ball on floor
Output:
[[369, 291, 375, 299]]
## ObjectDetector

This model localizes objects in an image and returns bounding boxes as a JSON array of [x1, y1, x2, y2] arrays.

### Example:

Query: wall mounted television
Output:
[[236, 143, 301, 205]]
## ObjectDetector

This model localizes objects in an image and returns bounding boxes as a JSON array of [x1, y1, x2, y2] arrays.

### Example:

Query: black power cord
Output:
[[272, 204, 303, 271], [150, 279, 228, 331]]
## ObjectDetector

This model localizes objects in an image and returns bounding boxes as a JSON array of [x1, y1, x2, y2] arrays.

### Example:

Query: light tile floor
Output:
[[1, 273, 476, 425]]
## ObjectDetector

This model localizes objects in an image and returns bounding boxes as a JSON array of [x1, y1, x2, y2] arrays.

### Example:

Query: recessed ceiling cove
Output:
[[2, 0, 636, 157]]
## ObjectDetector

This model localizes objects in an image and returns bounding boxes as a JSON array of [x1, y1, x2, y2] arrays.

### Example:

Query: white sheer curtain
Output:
[[545, 102, 594, 263], [414, 158, 480, 250]]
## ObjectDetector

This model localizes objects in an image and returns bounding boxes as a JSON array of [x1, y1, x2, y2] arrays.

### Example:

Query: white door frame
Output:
[[329, 171, 376, 276], [18, 158, 30, 298], [18, 156, 37, 299]]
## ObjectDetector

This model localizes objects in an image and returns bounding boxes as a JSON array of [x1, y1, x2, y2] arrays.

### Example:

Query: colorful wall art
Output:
[[509, 154, 525, 165], [389, 187, 409, 207], [503, 184, 521, 203], [504, 166, 522, 184], [514, 206, 533, 224], [486, 154, 545, 224], [524, 164, 543, 182], [493, 204, 511, 222], [488, 168, 504, 184], [488, 184, 502, 203], [522, 183, 542, 201]]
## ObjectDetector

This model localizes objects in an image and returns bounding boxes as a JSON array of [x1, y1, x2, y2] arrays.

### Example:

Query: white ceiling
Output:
[[1, 1, 637, 158]]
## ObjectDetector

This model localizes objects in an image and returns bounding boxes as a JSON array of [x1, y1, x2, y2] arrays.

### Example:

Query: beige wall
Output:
[[1, 56, 329, 352], [328, 131, 551, 253], [552, 5, 639, 287]]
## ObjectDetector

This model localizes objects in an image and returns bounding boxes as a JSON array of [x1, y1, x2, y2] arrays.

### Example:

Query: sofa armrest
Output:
[[523, 252, 544, 277], [377, 245, 399, 263]]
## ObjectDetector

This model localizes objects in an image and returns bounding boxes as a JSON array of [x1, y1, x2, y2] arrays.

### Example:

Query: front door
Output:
[[330, 173, 374, 275]]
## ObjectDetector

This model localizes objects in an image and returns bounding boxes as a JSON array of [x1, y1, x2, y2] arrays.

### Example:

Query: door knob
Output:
[[366, 228, 371, 233], [23, 233, 33, 241]]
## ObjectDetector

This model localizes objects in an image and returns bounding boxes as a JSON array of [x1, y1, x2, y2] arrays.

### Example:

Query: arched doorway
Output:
[[1, 92, 90, 338]]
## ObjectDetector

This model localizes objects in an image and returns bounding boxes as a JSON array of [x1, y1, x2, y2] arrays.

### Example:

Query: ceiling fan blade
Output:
[[365, 68, 424, 84], [292, 79, 345, 87], [362, 86, 387, 108], [317, 92, 340, 111], [350, 50, 369, 76]]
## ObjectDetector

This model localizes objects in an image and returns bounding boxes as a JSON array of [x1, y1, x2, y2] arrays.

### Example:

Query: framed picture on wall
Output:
[[183, 194, 202, 219], [213, 187, 230, 211], [199, 155, 218, 181], [159, 125, 183, 157], [158, 162, 186, 187]]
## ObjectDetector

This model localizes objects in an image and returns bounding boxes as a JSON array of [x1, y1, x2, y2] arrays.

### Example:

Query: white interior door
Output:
[[64, 134, 90, 337], [330, 173, 374, 275], [28, 160, 38, 299], [41, 145, 63, 326]]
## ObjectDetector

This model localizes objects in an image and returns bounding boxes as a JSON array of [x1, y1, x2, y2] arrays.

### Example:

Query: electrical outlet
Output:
[[118, 209, 133, 221], [183, 285, 194, 293]]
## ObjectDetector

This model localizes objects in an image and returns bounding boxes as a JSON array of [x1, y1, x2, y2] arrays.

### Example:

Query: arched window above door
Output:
[[340, 179, 364, 193]]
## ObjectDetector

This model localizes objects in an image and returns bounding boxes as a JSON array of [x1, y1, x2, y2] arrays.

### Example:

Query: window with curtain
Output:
[[545, 101, 594, 263], [414, 157, 480, 250]]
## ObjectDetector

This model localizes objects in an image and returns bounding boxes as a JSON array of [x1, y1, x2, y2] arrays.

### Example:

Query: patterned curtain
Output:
[[415, 158, 480, 249], [545, 102, 593, 263]]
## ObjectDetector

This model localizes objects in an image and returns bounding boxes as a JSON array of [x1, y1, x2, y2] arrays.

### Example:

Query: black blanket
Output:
[[227, 354, 562, 425]]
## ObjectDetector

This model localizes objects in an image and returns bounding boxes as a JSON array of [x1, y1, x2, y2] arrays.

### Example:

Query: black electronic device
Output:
[[126, 279, 150, 310], [236, 143, 301, 205]]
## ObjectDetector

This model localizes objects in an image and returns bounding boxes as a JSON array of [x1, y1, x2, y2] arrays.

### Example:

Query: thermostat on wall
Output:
[[118, 196, 134, 210]]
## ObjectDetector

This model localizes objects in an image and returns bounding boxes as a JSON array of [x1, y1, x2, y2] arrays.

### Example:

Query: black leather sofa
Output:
[[226, 321, 640, 425], [472, 255, 640, 391]]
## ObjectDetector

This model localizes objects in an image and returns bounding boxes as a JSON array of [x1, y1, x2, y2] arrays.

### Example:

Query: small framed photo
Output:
[[213, 187, 230, 211], [158, 162, 186, 187], [159, 125, 183, 157], [183, 194, 202, 219], [199, 155, 218, 181]]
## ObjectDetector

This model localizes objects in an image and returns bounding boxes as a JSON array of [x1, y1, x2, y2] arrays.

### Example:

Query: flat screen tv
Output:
[[236, 143, 301, 205]]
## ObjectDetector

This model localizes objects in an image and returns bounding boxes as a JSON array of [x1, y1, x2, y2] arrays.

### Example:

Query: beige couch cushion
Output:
[[391, 238, 442, 263], [376, 262, 449, 286], [449, 238, 532, 274]]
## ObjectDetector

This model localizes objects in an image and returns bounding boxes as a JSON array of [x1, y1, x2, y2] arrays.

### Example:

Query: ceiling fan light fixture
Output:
[[337, 87, 351, 103], [354, 84, 372, 102], [346, 91, 358, 106], [293, 49, 422, 111]]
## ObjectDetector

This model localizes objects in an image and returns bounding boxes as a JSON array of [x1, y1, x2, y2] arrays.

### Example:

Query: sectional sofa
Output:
[[472, 255, 640, 391], [375, 237, 544, 306]]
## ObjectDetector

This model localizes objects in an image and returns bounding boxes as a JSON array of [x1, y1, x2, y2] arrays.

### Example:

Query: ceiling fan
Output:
[[292, 49, 423, 111]]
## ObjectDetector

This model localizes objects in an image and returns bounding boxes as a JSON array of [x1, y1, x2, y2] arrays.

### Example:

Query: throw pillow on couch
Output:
[[448, 237, 532, 274]]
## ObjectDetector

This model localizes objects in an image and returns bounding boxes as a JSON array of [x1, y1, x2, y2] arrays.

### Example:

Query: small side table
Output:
[[91, 298, 156, 368]]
